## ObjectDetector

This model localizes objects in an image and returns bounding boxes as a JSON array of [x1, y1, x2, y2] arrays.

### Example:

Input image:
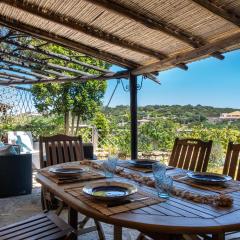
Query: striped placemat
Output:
[[39, 169, 105, 184], [173, 174, 240, 194], [65, 187, 165, 216]]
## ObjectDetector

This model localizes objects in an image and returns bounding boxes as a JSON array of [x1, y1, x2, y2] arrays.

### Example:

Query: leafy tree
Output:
[[92, 112, 110, 140], [30, 43, 111, 134]]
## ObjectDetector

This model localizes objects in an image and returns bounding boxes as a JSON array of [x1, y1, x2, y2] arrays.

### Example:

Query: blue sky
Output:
[[103, 50, 240, 108]]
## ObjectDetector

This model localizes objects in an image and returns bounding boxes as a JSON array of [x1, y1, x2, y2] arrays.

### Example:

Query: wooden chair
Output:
[[169, 138, 212, 172], [39, 134, 84, 169], [0, 212, 75, 240], [223, 142, 240, 180], [39, 134, 105, 239], [39, 134, 84, 211]]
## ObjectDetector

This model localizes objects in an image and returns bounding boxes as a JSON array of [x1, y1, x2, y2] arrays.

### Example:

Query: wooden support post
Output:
[[129, 73, 138, 160]]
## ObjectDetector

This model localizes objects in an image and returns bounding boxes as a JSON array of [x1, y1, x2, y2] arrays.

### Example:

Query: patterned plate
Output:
[[49, 167, 84, 177], [82, 181, 138, 201], [187, 172, 232, 185], [129, 159, 158, 168]]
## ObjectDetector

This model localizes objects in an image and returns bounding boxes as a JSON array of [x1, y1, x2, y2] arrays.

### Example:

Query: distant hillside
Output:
[[103, 105, 240, 123]]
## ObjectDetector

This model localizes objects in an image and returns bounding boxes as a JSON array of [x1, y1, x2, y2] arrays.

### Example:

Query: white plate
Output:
[[82, 181, 138, 201]]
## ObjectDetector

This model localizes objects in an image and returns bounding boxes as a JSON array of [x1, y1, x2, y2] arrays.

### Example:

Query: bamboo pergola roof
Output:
[[0, 0, 240, 85]]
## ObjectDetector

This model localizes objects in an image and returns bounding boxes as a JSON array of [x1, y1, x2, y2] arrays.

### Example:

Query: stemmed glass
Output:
[[152, 162, 173, 198]]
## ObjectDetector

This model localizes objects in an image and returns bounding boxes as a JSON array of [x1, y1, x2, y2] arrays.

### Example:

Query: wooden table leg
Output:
[[68, 207, 78, 240], [114, 225, 122, 240]]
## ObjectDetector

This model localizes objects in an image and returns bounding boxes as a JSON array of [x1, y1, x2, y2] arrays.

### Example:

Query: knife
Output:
[[107, 197, 150, 208]]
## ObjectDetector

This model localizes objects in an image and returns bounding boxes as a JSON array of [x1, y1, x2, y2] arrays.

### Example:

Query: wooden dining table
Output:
[[36, 160, 240, 240]]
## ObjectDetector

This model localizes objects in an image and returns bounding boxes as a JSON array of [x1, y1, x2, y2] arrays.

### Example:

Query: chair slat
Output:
[[196, 145, 206, 172], [0, 215, 47, 234], [169, 138, 178, 167], [51, 141, 58, 165], [229, 149, 240, 178], [57, 141, 64, 164], [0, 213, 73, 240], [183, 145, 194, 170], [0, 217, 49, 236], [63, 141, 70, 163], [178, 145, 188, 169], [223, 142, 240, 180], [2, 222, 55, 239], [201, 142, 212, 172], [45, 141, 52, 166], [189, 145, 200, 171], [68, 140, 75, 162], [174, 143, 183, 167], [74, 140, 84, 161], [223, 142, 232, 176]]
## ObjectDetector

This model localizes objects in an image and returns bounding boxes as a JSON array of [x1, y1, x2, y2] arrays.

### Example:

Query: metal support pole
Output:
[[129, 73, 138, 159]]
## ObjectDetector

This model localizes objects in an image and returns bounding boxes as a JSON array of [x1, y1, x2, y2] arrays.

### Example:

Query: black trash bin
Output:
[[0, 153, 32, 197]]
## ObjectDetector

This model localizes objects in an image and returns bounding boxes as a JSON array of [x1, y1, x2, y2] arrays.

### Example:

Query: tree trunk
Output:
[[71, 112, 75, 135], [75, 114, 81, 136], [64, 111, 69, 135]]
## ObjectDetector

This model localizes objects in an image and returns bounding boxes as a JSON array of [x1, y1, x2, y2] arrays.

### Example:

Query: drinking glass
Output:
[[152, 162, 166, 178], [155, 175, 173, 198], [152, 163, 173, 198], [103, 151, 118, 178]]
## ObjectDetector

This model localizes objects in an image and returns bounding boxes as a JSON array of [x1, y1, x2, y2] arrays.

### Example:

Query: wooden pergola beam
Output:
[[0, 16, 138, 69], [0, 48, 94, 77], [0, 70, 130, 86], [0, 65, 49, 79], [0, 71, 36, 81], [131, 32, 240, 75], [4, 39, 111, 73], [2, 0, 172, 60], [0, 58, 52, 78], [84, 0, 224, 60], [192, 0, 240, 26]]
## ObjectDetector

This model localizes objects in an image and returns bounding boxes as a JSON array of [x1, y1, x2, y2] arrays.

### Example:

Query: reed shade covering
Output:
[[173, 173, 240, 194], [0, 0, 240, 78], [39, 168, 105, 184], [65, 185, 165, 216]]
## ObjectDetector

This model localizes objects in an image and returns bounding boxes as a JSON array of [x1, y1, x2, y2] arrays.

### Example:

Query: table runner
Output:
[[65, 186, 165, 216], [39, 169, 105, 184], [173, 174, 240, 194]]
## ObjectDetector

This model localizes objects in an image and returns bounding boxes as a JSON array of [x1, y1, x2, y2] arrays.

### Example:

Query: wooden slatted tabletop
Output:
[[36, 161, 240, 240]]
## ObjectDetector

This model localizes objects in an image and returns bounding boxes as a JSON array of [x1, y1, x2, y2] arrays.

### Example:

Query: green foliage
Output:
[[0, 115, 64, 140], [29, 41, 110, 129], [139, 119, 179, 151], [91, 112, 110, 140]]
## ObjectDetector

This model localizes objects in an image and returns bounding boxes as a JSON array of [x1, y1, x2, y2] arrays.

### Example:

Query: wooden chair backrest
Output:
[[223, 142, 240, 180], [39, 134, 84, 168], [169, 138, 212, 172]]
